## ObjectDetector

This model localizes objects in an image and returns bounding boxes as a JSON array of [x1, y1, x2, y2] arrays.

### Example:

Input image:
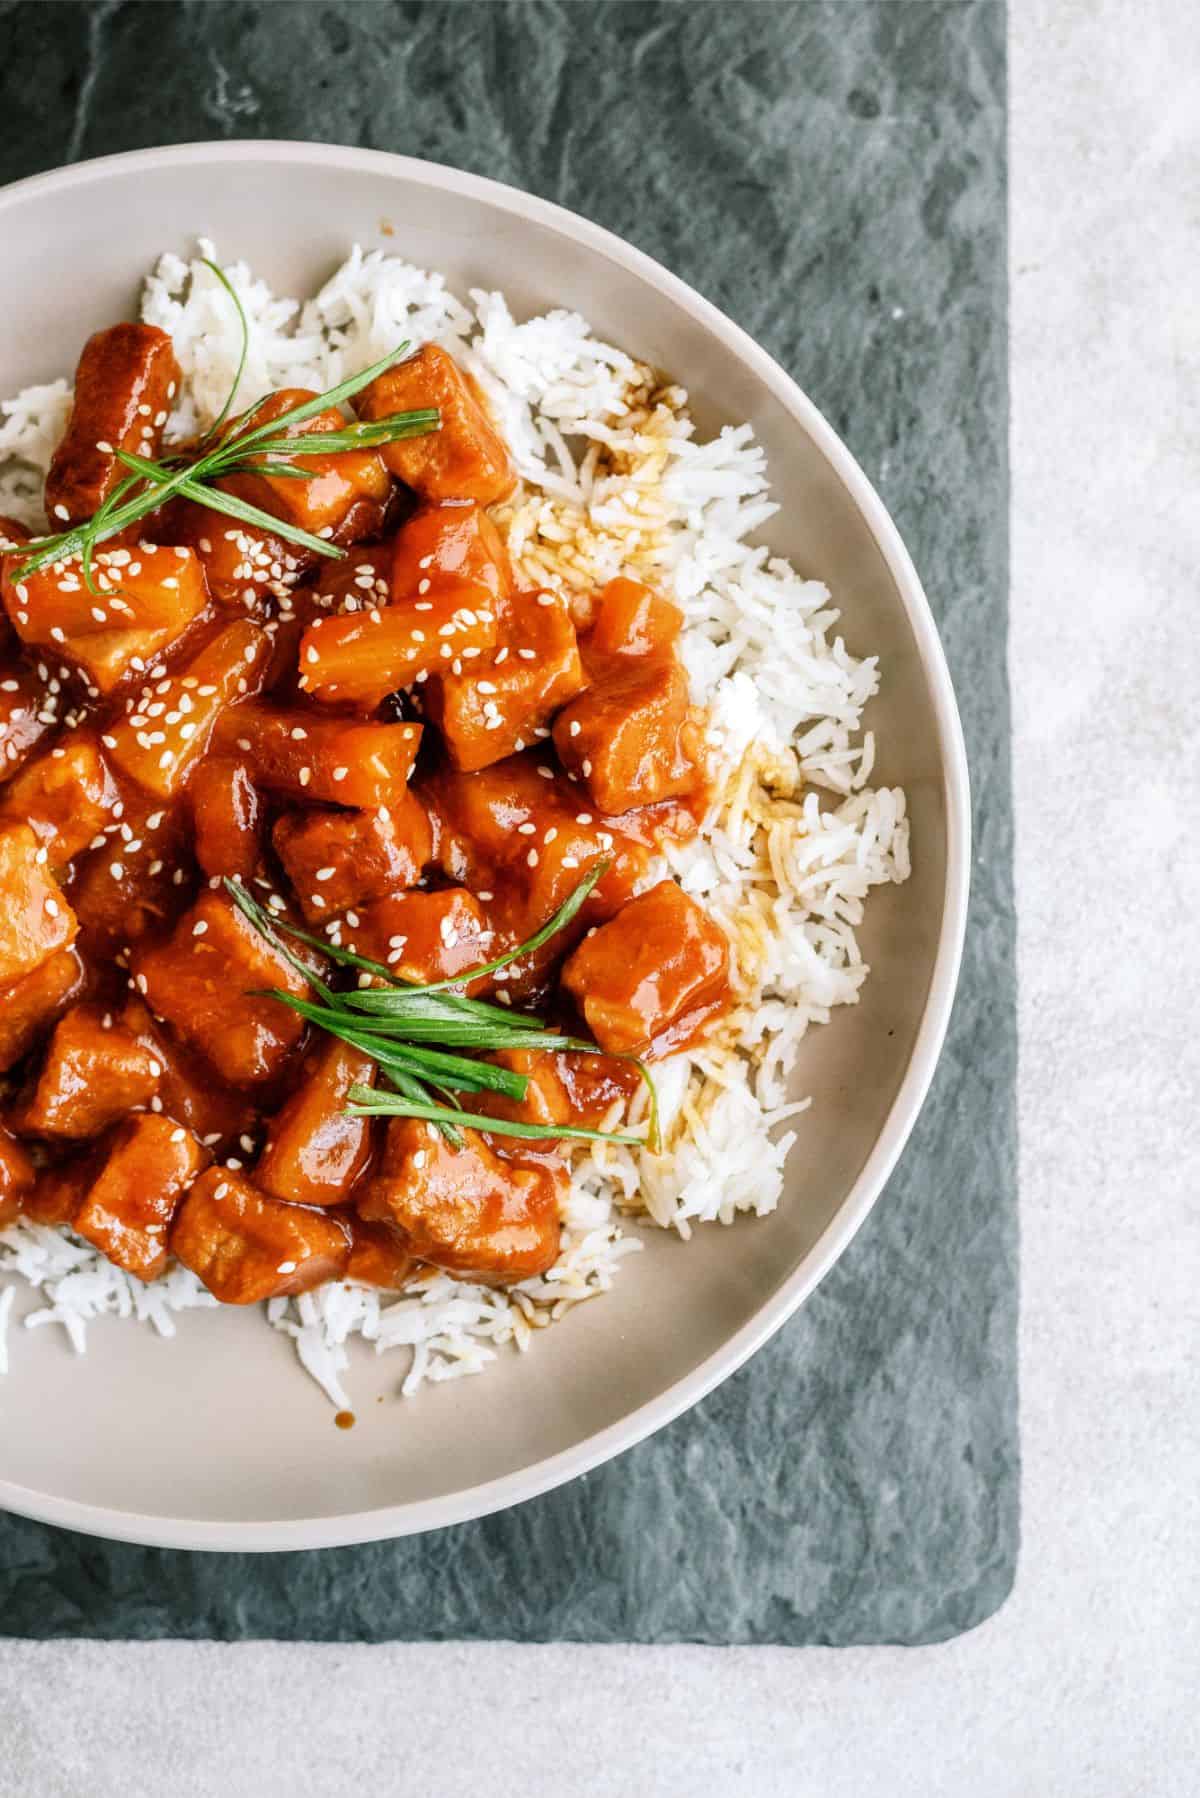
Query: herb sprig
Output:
[[13, 257, 439, 586], [224, 869, 659, 1151]]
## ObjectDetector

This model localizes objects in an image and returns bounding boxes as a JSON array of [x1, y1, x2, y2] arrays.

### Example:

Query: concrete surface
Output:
[[0, 0, 1196, 1789]]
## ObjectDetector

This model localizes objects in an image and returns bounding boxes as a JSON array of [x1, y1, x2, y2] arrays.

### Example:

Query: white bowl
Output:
[[0, 142, 969, 1550]]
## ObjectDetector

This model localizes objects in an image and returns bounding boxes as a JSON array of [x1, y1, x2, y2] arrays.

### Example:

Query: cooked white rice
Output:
[[0, 241, 909, 1407]]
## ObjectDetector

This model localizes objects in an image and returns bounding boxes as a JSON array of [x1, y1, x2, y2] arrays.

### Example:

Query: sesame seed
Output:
[[193, 920, 208, 937], [298, 767, 312, 787], [527, 849, 539, 867], [569, 720, 581, 737], [95, 440, 113, 454]]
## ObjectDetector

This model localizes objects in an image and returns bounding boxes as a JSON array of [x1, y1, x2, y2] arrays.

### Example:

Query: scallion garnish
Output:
[[223, 869, 660, 1151], [12, 257, 440, 586]]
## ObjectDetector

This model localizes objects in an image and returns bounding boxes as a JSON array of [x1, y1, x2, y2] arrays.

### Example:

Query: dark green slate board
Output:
[[0, 0, 1015, 1644]]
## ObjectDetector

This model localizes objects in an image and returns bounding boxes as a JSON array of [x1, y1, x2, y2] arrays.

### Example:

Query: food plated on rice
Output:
[[0, 244, 908, 1412]]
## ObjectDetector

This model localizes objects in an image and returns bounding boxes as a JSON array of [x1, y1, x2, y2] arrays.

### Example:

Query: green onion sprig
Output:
[[223, 868, 659, 1152], [13, 255, 439, 586]]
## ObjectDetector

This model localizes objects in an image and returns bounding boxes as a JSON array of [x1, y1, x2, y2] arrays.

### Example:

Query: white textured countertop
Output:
[[1, 2, 1196, 1790]]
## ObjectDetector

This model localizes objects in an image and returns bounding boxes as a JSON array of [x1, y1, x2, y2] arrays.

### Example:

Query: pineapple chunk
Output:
[[216, 702, 422, 807], [297, 580, 498, 710]]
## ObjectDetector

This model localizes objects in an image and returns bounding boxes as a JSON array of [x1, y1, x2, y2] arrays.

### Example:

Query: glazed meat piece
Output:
[[0, 732, 118, 867], [2, 543, 209, 659], [298, 578, 500, 710], [190, 756, 262, 881], [389, 502, 513, 608], [217, 389, 390, 544], [0, 1125, 36, 1225], [0, 947, 85, 1073], [170, 507, 309, 607], [44, 323, 179, 525], [553, 579, 703, 815], [425, 586, 587, 771], [272, 791, 432, 924], [132, 889, 321, 1087], [351, 886, 494, 985], [561, 880, 731, 1057], [344, 1217, 420, 1290], [255, 1039, 376, 1208], [357, 1118, 562, 1282], [214, 702, 422, 808], [0, 662, 55, 778], [172, 1167, 352, 1303], [74, 1114, 209, 1282], [426, 752, 655, 997], [120, 997, 257, 1153], [22, 1154, 97, 1227], [12, 1005, 160, 1139], [0, 822, 77, 987], [355, 345, 515, 506], [104, 618, 271, 800], [553, 657, 698, 815], [70, 792, 193, 959]]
